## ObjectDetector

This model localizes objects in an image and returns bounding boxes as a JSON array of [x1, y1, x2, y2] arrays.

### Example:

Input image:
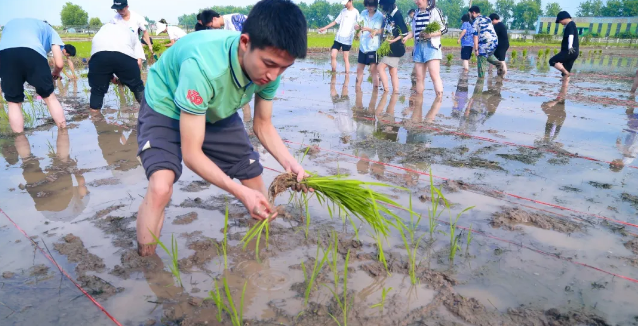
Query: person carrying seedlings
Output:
[[318, 0, 361, 74], [155, 22, 187, 47], [355, 0, 384, 88], [489, 13, 509, 75], [88, 22, 146, 111], [402, 0, 448, 96], [0, 18, 68, 133], [59, 44, 78, 80], [377, 0, 409, 93], [195, 10, 219, 31], [134, 0, 310, 257], [457, 13, 474, 72], [110, 0, 157, 60], [549, 11, 579, 80], [210, 13, 248, 31], [469, 6, 502, 78]]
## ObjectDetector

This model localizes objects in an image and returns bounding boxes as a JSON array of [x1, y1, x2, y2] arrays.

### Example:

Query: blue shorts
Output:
[[136, 96, 262, 182], [413, 40, 442, 63]]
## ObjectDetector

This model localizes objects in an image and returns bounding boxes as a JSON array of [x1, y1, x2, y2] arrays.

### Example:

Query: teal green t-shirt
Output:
[[145, 30, 280, 123]]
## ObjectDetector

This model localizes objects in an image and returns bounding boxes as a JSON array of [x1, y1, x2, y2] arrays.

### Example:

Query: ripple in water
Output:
[[249, 270, 290, 291]]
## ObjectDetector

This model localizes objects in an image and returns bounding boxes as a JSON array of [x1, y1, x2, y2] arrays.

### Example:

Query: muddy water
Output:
[[1, 52, 637, 325]]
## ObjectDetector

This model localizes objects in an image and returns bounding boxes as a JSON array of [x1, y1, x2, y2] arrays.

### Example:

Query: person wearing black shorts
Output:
[[549, 11, 579, 80], [490, 13, 509, 75], [0, 18, 68, 133]]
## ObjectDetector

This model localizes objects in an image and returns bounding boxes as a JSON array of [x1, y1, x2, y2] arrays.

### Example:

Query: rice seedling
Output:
[[545, 48, 550, 56], [444, 206, 474, 262], [220, 203, 230, 269], [445, 53, 453, 65], [370, 287, 392, 311], [522, 49, 528, 57], [423, 21, 442, 35], [465, 224, 473, 255], [537, 50, 543, 58], [149, 231, 183, 287], [511, 50, 518, 61], [553, 48, 558, 55], [426, 171, 447, 237], [322, 249, 352, 326], [470, 55, 477, 64], [302, 191, 311, 238], [241, 217, 270, 261], [377, 41, 391, 57], [302, 233, 332, 306], [268, 173, 412, 238], [205, 277, 247, 326]]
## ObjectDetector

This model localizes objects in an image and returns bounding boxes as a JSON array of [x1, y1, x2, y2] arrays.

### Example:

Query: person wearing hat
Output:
[[110, 0, 156, 60], [549, 11, 579, 79], [155, 22, 187, 47], [0, 18, 68, 133], [318, 0, 361, 74]]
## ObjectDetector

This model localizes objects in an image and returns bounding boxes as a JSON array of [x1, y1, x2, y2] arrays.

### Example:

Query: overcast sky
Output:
[[0, 0, 583, 26]]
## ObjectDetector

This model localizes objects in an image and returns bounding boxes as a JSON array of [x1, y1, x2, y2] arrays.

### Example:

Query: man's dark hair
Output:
[[364, 0, 378, 8], [379, 0, 396, 13], [408, 9, 415, 15], [469, 5, 480, 13], [489, 13, 499, 21], [243, 0, 307, 59], [64, 44, 76, 56], [461, 13, 470, 22], [201, 9, 220, 24]]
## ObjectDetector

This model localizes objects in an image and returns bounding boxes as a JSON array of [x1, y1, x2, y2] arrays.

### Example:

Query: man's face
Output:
[[491, 19, 498, 25], [409, 12, 415, 18], [559, 19, 568, 26], [116, 6, 129, 16], [62, 49, 69, 57], [414, 0, 427, 8], [470, 12, 478, 19], [211, 17, 223, 29], [239, 35, 295, 86], [204, 20, 215, 29], [365, 5, 376, 12]]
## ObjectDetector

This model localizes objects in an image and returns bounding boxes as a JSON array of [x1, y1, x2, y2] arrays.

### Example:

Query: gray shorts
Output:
[[380, 56, 400, 68], [136, 96, 262, 182]]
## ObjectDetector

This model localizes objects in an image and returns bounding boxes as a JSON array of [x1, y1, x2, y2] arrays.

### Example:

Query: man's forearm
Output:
[[254, 119, 295, 168], [143, 31, 153, 53], [473, 36, 478, 49]]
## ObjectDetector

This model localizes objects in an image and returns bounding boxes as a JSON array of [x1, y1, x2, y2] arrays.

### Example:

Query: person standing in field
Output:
[[88, 22, 146, 111], [211, 13, 248, 31], [355, 0, 384, 88], [0, 18, 68, 133], [134, 0, 310, 256], [457, 14, 474, 72], [155, 22, 187, 47], [549, 11, 579, 81], [195, 10, 219, 31], [469, 6, 502, 78], [318, 0, 361, 74], [403, 0, 448, 96], [489, 13, 508, 75], [377, 0, 409, 94], [110, 0, 157, 60]]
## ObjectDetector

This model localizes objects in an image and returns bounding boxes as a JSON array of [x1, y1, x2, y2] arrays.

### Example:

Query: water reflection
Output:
[[452, 74, 504, 132], [90, 110, 141, 173], [1, 130, 89, 221], [536, 81, 570, 149], [610, 107, 638, 172], [321, 74, 353, 144]]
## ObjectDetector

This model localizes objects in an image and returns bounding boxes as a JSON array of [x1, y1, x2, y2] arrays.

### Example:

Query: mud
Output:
[[29, 264, 49, 276], [172, 212, 198, 225], [268, 172, 298, 202], [2, 271, 15, 278], [93, 214, 137, 248], [77, 275, 124, 300], [53, 234, 106, 275], [621, 192, 638, 209], [490, 207, 583, 233], [179, 180, 211, 192], [625, 238, 638, 255]]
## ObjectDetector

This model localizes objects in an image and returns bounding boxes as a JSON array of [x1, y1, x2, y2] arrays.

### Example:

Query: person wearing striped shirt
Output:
[[468, 6, 503, 78], [402, 0, 447, 96]]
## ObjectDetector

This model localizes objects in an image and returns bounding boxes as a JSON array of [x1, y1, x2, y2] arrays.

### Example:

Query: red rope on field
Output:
[[283, 140, 638, 230], [0, 208, 123, 326], [354, 114, 638, 170], [262, 165, 638, 284]]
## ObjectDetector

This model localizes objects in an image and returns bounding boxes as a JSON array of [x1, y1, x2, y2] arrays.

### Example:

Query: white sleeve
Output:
[[335, 11, 343, 24], [568, 35, 574, 48], [136, 13, 147, 31]]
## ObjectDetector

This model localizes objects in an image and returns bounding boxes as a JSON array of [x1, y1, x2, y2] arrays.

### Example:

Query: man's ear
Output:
[[239, 34, 251, 52]]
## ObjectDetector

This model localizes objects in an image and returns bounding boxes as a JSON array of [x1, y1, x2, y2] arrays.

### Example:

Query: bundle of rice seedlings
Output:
[[422, 21, 442, 36], [377, 41, 391, 57], [269, 173, 411, 236]]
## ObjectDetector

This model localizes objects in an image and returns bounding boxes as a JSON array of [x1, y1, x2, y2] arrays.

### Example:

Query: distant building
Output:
[[536, 16, 638, 36]]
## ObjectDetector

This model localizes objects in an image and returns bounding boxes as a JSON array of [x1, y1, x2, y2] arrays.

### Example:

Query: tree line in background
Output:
[[577, 0, 638, 17]]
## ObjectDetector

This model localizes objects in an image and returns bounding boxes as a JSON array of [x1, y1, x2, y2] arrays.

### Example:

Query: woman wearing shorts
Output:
[[355, 0, 384, 88], [378, 0, 409, 93], [457, 14, 474, 72], [403, 0, 447, 96]]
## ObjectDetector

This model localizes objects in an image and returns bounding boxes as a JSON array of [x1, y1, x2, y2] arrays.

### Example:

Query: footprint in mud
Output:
[[249, 270, 291, 291]]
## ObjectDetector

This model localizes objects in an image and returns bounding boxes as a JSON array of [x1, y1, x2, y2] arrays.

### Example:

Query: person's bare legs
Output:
[[240, 175, 268, 199], [330, 48, 339, 72], [14, 134, 31, 159], [137, 170, 175, 256], [631, 69, 638, 94], [414, 63, 426, 94], [370, 63, 379, 88], [500, 61, 508, 75], [377, 62, 390, 91], [343, 51, 351, 74], [356, 63, 366, 88], [56, 128, 70, 163], [427, 59, 444, 96], [7, 102, 25, 133], [42, 93, 67, 130], [389, 66, 399, 94], [553, 62, 570, 77], [462, 59, 469, 71]]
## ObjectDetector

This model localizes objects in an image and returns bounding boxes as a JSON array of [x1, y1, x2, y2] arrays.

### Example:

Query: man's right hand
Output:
[[237, 186, 277, 221], [52, 70, 62, 80]]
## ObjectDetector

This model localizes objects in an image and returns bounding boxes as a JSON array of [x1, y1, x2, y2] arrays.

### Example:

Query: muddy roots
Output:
[[268, 173, 298, 203]]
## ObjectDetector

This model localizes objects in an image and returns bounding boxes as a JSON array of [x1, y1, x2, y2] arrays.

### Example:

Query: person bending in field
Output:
[[549, 11, 579, 82], [469, 6, 502, 78], [155, 22, 187, 47], [210, 12, 248, 31], [135, 0, 310, 256], [489, 13, 508, 75], [110, 0, 157, 60], [60, 44, 78, 79], [318, 0, 361, 74], [0, 18, 68, 133], [195, 10, 219, 31], [88, 22, 146, 111]]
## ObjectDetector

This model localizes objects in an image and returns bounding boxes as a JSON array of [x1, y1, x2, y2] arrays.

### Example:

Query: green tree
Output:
[[601, 0, 624, 16], [544, 2, 562, 17], [60, 2, 88, 27], [89, 17, 102, 29], [622, 0, 638, 16], [577, 0, 603, 16], [145, 16, 156, 25], [438, 0, 464, 27], [511, 0, 541, 30], [178, 13, 197, 27], [470, 0, 494, 15], [495, 0, 515, 25]]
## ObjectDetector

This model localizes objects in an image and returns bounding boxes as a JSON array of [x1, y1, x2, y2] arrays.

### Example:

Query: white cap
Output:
[[155, 23, 166, 36], [341, 0, 350, 5]]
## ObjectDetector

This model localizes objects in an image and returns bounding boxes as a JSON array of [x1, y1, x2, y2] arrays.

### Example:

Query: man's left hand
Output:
[[568, 47, 575, 55]]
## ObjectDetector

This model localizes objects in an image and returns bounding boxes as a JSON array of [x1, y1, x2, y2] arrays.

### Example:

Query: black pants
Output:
[[549, 50, 579, 73], [0, 48, 54, 103], [88, 51, 144, 109]]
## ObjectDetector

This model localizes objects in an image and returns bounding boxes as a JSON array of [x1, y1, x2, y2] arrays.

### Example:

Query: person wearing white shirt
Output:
[[318, 0, 361, 73], [88, 22, 146, 111], [210, 13, 248, 31], [155, 23, 187, 47], [110, 0, 155, 60]]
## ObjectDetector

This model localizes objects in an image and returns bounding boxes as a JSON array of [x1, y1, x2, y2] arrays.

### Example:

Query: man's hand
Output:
[[318, 27, 326, 33], [138, 59, 143, 70], [457, 38, 460, 44], [568, 47, 575, 55], [237, 186, 277, 221], [52, 70, 62, 80]]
